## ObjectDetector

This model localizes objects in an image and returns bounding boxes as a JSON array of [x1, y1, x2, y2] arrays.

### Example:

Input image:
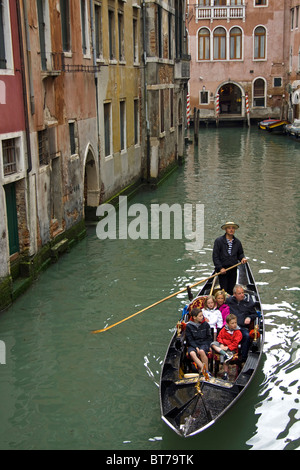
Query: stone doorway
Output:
[[84, 148, 100, 220], [219, 83, 242, 115]]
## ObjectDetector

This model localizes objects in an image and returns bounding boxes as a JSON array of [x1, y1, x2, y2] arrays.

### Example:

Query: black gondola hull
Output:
[[160, 263, 264, 437]]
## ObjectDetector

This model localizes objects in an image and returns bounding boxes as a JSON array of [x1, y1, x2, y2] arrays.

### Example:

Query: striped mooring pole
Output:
[[245, 92, 250, 127], [216, 93, 220, 124]]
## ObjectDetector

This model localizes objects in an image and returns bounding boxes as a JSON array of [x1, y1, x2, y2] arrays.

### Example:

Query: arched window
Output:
[[253, 78, 266, 107], [198, 28, 210, 60], [213, 27, 226, 60], [254, 26, 266, 59], [230, 27, 242, 59]]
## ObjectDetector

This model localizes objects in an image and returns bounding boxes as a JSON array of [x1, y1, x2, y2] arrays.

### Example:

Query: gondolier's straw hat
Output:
[[221, 221, 239, 230]]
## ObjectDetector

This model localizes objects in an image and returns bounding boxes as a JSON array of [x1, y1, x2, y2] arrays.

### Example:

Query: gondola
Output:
[[159, 262, 264, 437]]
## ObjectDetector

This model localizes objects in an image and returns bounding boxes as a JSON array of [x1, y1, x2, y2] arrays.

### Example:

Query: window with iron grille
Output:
[[38, 129, 50, 165], [200, 90, 209, 104], [2, 138, 17, 175], [253, 78, 266, 107]]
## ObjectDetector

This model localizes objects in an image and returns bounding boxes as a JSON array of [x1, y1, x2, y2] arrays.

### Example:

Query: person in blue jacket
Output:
[[212, 222, 247, 295]]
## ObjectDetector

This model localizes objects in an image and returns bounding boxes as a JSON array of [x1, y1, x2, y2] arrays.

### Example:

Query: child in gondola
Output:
[[202, 295, 223, 340], [185, 308, 212, 376], [211, 314, 242, 380]]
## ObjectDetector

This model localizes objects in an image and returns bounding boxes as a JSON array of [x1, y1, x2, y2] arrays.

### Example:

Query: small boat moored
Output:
[[159, 262, 264, 437], [285, 119, 300, 138], [258, 118, 290, 133], [258, 118, 278, 130]]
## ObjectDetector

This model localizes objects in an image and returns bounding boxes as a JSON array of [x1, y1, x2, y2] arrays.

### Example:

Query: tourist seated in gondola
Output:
[[211, 314, 242, 380], [202, 295, 223, 340], [185, 308, 212, 376], [226, 284, 257, 361], [214, 290, 230, 326]]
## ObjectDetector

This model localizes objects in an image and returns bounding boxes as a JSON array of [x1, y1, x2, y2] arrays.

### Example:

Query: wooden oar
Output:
[[91, 262, 242, 334], [209, 274, 218, 295]]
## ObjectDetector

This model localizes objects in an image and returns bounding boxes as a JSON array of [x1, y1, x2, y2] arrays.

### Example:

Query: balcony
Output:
[[196, 5, 246, 22]]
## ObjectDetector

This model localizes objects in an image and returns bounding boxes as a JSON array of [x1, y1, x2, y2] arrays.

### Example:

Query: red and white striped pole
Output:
[[216, 93, 220, 120], [186, 93, 190, 127], [245, 92, 250, 127]]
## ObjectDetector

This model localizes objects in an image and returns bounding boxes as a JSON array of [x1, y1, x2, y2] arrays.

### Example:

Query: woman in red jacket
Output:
[[211, 313, 242, 380]]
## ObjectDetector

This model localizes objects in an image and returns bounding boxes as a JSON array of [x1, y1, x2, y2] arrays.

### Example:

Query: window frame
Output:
[[254, 0, 268, 7], [253, 25, 266, 60], [60, 0, 71, 54], [108, 8, 116, 61], [104, 102, 112, 158], [198, 27, 211, 61], [134, 98, 139, 146], [94, 2, 103, 61], [119, 100, 126, 152], [0, 0, 14, 73], [213, 26, 227, 61], [80, 0, 91, 58], [118, 10, 125, 62], [230, 26, 243, 60], [199, 89, 209, 105], [252, 77, 266, 108]]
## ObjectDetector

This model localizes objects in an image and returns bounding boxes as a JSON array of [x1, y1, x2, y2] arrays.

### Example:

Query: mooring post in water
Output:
[[0, 340, 6, 365], [215, 92, 220, 128], [194, 107, 198, 143], [245, 93, 250, 127]]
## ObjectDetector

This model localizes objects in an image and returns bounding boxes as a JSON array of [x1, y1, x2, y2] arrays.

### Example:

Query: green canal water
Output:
[[0, 127, 299, 450]]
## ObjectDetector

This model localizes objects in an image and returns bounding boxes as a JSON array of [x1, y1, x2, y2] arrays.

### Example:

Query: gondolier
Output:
[[212, 222, 247, 295]]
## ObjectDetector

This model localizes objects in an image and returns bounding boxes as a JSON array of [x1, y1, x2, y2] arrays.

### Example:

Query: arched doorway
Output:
[[219, 83, 242, 115], [84, 147, 100, 219]]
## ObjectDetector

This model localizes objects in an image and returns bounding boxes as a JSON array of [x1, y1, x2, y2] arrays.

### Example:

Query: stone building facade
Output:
[[0, 0, 190, 310], [142, 0, 190, 180], [187, 0, 300, 123]]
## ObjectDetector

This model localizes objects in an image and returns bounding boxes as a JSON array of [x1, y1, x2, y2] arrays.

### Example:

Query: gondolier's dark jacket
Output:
[[213, 234, 245, 271], [185, 320, 212, 350], [226, 295, 257, 328]]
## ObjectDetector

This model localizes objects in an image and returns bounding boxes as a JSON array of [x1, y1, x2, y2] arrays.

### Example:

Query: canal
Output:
[[0, 127, 299, 450]]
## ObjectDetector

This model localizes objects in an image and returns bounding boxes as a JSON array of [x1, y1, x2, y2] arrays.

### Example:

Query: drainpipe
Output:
[[142, 0, 150, 182], [16, 0, 32, 174]]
